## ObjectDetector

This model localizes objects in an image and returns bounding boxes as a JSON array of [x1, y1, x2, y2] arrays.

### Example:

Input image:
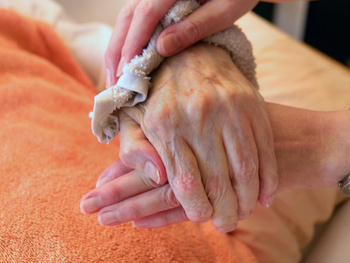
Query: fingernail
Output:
[[106, 68, 112, 88], [159, 33, 182, 55], [117, 57, 126, 77], [98, 210, 121, 226], [144, 161, 160, 184], [217, 223, 237, 233], [96, 174, 111, 188], [265, 194, 275, 208], [80, 196, 103, 214]]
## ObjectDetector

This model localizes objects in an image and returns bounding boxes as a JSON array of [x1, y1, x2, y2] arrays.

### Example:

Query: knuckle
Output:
[[235, 159, 257, 185], [145, 107, 169, 128], [119, 143, 138, 168], [182, 19, 205, 43], [125, 203, 141, 219], [171, 173, 198, 196], [143, 104, 178, 138], [119, 5, 135, 21], [218, 1, 235, 21], [188, 205, 212, 224], [135, 0, 153, 17], [107, 184, 122, 201]]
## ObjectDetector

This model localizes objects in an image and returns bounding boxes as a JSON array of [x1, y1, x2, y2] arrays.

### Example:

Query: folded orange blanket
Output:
[[0, 8, 258, 262]]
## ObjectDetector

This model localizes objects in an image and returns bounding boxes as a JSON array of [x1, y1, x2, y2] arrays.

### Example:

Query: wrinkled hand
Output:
[[116, 43, 277, 231], [105, 0, 260, 86], [81, 105, 350, 230]]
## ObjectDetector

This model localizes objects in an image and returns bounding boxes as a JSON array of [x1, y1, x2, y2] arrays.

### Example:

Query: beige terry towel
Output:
[[91, 0, 258, 143]]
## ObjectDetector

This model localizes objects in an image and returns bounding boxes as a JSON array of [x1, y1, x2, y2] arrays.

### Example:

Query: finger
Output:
[[157, 138, 213, 224], [119, 110, 167, 185], [81, 169, 158, 215], [118, 0, 177, 76], [105, 0, 140, 86], [97, 184, 180, 226], [190, 133, 238, 232], [223, 117, 259, 221], [123, 103, 213, 224], [133, 206, 188, 229], [157, 0, 239, 56], [252, 103, 278, 208], [96, 159, 134, 188]]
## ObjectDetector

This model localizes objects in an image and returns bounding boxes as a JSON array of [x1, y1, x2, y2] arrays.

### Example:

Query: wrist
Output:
[[267, 104, 350, 193]]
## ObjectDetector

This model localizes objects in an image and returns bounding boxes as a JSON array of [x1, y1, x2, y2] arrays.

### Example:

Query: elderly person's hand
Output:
[[100, 43, 278, 232], [80, 104, 350, 229]]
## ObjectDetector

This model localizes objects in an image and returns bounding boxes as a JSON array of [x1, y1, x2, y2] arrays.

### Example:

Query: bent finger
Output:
[[252, 104, 278, 208], [223, 118, 259, 221], [119, 110, 167, 185], [190, 135, 238, 232], [156, 138, 213, 224]]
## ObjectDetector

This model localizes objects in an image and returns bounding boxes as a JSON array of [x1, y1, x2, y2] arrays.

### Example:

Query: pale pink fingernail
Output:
[[117, 57, 126, 77], [159, 33, 182, 55], [98, 210, 121, 226], [217, 223, 237, 233], [144, 161, 160, 184], [80, 196, 103, 214]]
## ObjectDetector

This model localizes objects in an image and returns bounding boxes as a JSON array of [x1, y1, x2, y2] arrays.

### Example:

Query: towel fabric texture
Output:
[[1, 6, 350, 263], [91, 0, 257, 143]]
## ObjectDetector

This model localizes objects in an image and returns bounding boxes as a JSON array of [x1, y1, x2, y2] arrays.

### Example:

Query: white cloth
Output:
[[91, 0, 258, 143]]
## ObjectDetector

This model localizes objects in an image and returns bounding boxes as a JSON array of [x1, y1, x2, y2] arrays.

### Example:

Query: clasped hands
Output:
[[80, 43, 278, 232]]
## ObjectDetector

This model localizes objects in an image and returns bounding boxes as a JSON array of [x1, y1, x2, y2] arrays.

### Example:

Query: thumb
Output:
[[156, 0, 237, 57], [119, 109, 167, 185]]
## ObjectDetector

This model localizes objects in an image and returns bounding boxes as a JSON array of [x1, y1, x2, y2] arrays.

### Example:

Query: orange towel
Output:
[[0, 9, 258, 262]]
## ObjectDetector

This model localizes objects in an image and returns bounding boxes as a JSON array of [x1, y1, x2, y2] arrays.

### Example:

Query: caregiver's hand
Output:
[[105, 0, 260, 86], [119, 43, 278, 231]]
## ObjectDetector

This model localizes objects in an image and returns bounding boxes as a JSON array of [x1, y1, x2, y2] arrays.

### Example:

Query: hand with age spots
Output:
[[80, 101, 350, 229], [82, 43, 279, 232]]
